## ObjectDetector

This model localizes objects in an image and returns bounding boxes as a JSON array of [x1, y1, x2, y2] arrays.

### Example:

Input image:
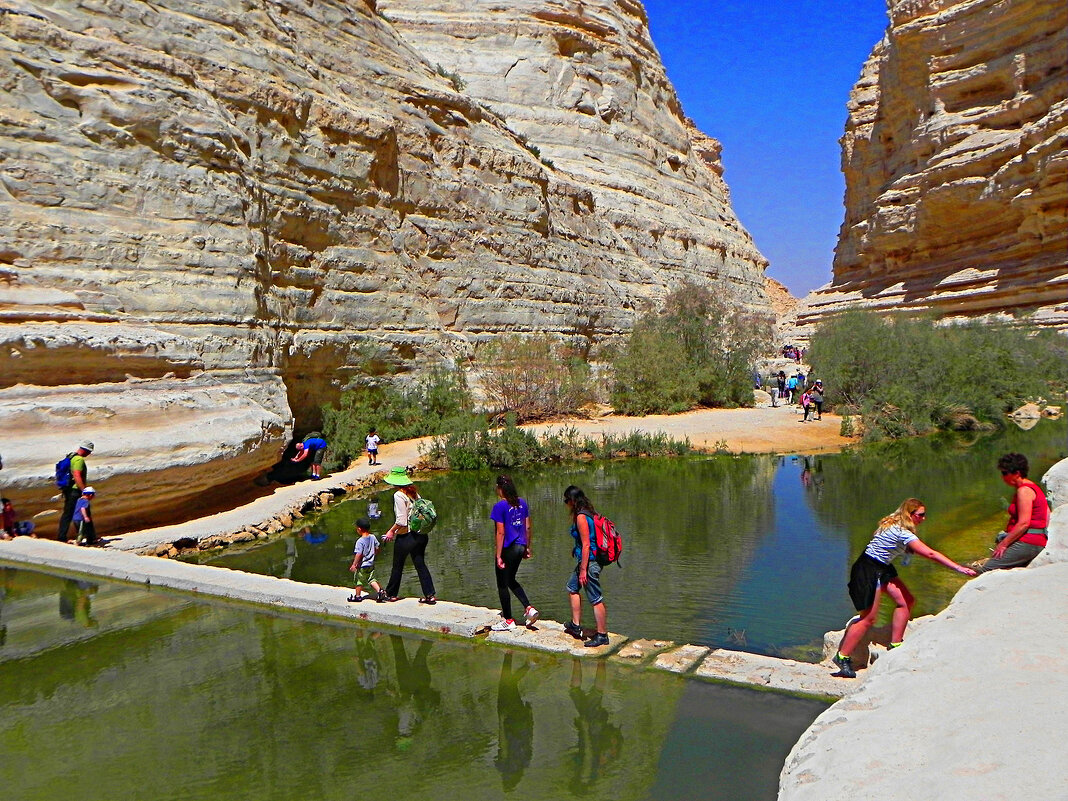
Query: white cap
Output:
[[82, 486, 96, 495]]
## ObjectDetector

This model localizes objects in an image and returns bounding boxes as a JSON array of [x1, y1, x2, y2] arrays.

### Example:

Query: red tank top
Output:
[[1007, 481, 1050, 546]]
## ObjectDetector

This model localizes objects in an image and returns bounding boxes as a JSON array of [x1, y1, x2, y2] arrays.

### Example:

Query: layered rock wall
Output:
[[0, 0, 767, 531], [800, 0, 1068, 330]]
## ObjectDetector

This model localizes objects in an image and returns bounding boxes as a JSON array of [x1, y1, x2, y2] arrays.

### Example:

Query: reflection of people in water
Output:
[[568, 659, 623, 792], [58, 579, 98, 628], [390, 636, 440, 749], [353, 631, 382, 692], [495, 652, 533, 791]]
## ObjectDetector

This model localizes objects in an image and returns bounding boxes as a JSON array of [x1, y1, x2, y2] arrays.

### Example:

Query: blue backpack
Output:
[[55, 453, 75, 489]]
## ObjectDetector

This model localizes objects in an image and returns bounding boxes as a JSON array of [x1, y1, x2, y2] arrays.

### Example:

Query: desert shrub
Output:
[[322, 368, 472, 469], [809, 311, 1066, 440], [477, 334, 592, 421], [421, 421, 693, 470], [610, 282, 772, 414]]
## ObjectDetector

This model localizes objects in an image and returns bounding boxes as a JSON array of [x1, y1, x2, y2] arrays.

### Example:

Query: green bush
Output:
[[421, 420, 693, 470], [610, 282, 772, 414], [322, 368, 472, 469], [809, 311, 1067, 440]]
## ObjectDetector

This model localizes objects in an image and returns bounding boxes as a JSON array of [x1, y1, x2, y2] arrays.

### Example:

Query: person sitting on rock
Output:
[[974, 453, 1050, 573]]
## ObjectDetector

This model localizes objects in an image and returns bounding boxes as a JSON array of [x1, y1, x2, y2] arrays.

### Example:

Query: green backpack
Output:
[[408, 497, 437, 534]]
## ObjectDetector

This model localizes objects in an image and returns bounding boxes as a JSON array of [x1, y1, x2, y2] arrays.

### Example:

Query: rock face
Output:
[[800, 0, 1068, 330], [0, 0, 767, 531]]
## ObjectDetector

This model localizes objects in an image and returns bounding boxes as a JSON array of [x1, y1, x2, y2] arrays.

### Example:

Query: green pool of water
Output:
[[0, 568, 827, 801], [203, 419, 1066, 655]]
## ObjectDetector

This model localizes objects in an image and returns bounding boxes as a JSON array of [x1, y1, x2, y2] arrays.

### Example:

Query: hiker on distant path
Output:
[[381, 467, 436, 604], [832, 498, 976, 678], [974, 453, 1049, 573], [57, 441, 93, 542], [807, 379, 825, 420], [73, 486, 98, 546], [794, 368, 806, 404], [291, 433, 328, 480], [562, 485, 609, 648], [799, 390, 813, 423], [784, 373, 796, 405], [775, 371, 787, 407], [489, 475, 538, 632], [366, 428, 381, 466]]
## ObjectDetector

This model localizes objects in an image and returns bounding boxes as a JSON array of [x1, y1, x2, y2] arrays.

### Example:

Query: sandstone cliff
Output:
[[800, 0, 1067, 330], [0, 0, 767, 531]]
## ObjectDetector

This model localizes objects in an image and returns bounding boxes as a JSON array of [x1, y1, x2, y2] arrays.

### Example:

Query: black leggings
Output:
[[495, 542, 530, 620], [385, 532, 435, 598]]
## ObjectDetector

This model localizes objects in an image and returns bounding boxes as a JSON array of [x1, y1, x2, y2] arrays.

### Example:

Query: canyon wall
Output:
[[0, 0, 767, 531], [799, 0, 1067, 331]]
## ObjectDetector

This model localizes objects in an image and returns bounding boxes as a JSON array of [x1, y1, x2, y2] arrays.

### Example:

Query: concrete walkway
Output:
[[0, 536, 859, 697]]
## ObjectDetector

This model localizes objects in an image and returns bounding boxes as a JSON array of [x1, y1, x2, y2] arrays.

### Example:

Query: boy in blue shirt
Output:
[[348, 517, 386, 602], [74, 486, 97, 546]]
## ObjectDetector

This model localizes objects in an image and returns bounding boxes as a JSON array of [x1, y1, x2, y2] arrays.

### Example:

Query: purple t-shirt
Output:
[[490, 498, 529, 549]]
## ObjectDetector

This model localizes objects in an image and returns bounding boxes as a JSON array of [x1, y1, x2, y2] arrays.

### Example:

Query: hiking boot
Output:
[[524, 606, 540, 627], [491, 619, 517, 632], [563, 621, 584, 640], [832, 653, 856, 678], [584, 632, 610, 648]]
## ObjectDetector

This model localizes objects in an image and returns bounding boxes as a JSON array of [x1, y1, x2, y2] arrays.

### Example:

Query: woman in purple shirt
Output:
[[490, 475, 538, 632]]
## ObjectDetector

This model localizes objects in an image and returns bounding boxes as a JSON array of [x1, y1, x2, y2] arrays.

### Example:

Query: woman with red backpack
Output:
[[563, 485, 610, 649]]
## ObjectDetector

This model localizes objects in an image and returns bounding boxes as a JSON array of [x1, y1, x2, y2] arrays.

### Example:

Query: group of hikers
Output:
[[765, 368, 825, 422], [345, 466, 615, 648], [339, 450, 1049, 665]]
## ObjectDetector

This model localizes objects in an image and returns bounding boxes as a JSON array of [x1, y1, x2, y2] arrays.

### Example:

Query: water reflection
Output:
[[0, 567, 828, 801], [58, 578, 99, 628], [495, 652, 533, 790]]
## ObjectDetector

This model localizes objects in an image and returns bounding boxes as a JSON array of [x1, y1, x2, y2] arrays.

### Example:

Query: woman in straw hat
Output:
[[381, 467, 436, 604]]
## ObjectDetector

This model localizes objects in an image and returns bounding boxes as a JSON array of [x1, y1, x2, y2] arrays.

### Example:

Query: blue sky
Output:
[[642, 0, 889, 297]]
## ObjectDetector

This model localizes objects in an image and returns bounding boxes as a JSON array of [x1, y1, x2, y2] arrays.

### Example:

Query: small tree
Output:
[[477, 335, 591, 422]]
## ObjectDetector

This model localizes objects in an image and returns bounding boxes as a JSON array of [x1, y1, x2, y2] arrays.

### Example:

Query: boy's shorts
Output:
[[354, 566, 377, 587], [566, 560, 603, 605]]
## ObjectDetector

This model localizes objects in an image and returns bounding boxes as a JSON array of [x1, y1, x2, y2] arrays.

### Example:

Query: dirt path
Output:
[[102, 405, 852, 552]]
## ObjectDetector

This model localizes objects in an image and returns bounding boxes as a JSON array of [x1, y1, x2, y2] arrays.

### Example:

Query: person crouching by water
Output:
[[381, 467, 436, 604], [974, 453, 1050, 573], [563, 485, 609, 648], [832, 498, 976, 678], [490, 475, 538, 632]]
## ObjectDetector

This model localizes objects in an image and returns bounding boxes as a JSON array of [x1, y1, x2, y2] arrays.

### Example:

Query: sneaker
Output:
[[524, 606, 540, 627], [491, 619, 517, 632], [832, 653, 857, 678], [583, 632, 610, 648], [347, 593, 363, 603], [563, 621, 584, 640]]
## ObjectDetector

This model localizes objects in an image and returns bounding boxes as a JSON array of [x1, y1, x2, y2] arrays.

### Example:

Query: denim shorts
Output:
[[566, 560, 604, 605]]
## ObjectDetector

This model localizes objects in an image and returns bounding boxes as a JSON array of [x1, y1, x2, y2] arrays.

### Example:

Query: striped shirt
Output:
[[863, 524, 917, 565]]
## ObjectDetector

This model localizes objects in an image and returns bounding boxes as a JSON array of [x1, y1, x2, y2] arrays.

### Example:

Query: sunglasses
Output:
[[912, 511, 926, 518]]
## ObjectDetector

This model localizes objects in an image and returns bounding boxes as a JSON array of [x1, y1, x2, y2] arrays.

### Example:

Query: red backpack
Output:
[[593, 514, 623, 566]]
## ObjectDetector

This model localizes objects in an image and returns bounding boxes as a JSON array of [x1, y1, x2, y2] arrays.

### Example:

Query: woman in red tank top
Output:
[[975, 453, 1049, 573]]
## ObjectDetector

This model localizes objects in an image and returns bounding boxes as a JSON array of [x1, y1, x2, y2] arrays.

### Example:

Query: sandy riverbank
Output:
[[101, 404, 851, 553]]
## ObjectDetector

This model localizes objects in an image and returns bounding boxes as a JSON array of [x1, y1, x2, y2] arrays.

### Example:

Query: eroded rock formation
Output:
[[800, 0, 1068, 330], [0, 0, 767, 531]]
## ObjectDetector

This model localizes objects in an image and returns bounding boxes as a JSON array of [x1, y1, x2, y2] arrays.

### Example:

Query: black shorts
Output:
[[310, 447, 325, 466], [847, 553, 898, 611]]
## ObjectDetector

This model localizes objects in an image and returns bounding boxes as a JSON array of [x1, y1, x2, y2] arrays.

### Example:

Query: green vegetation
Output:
[[421, 419, 692, 470], [809, 310, 1067, 440], [476, 334, 592, 422], [433, 63, 465, 92], [610, 282, 773, 414], [321, 368, 472, 469]]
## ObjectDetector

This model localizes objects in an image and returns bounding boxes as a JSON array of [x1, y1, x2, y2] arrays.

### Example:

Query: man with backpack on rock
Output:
[[56, 441, 93, 543]]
